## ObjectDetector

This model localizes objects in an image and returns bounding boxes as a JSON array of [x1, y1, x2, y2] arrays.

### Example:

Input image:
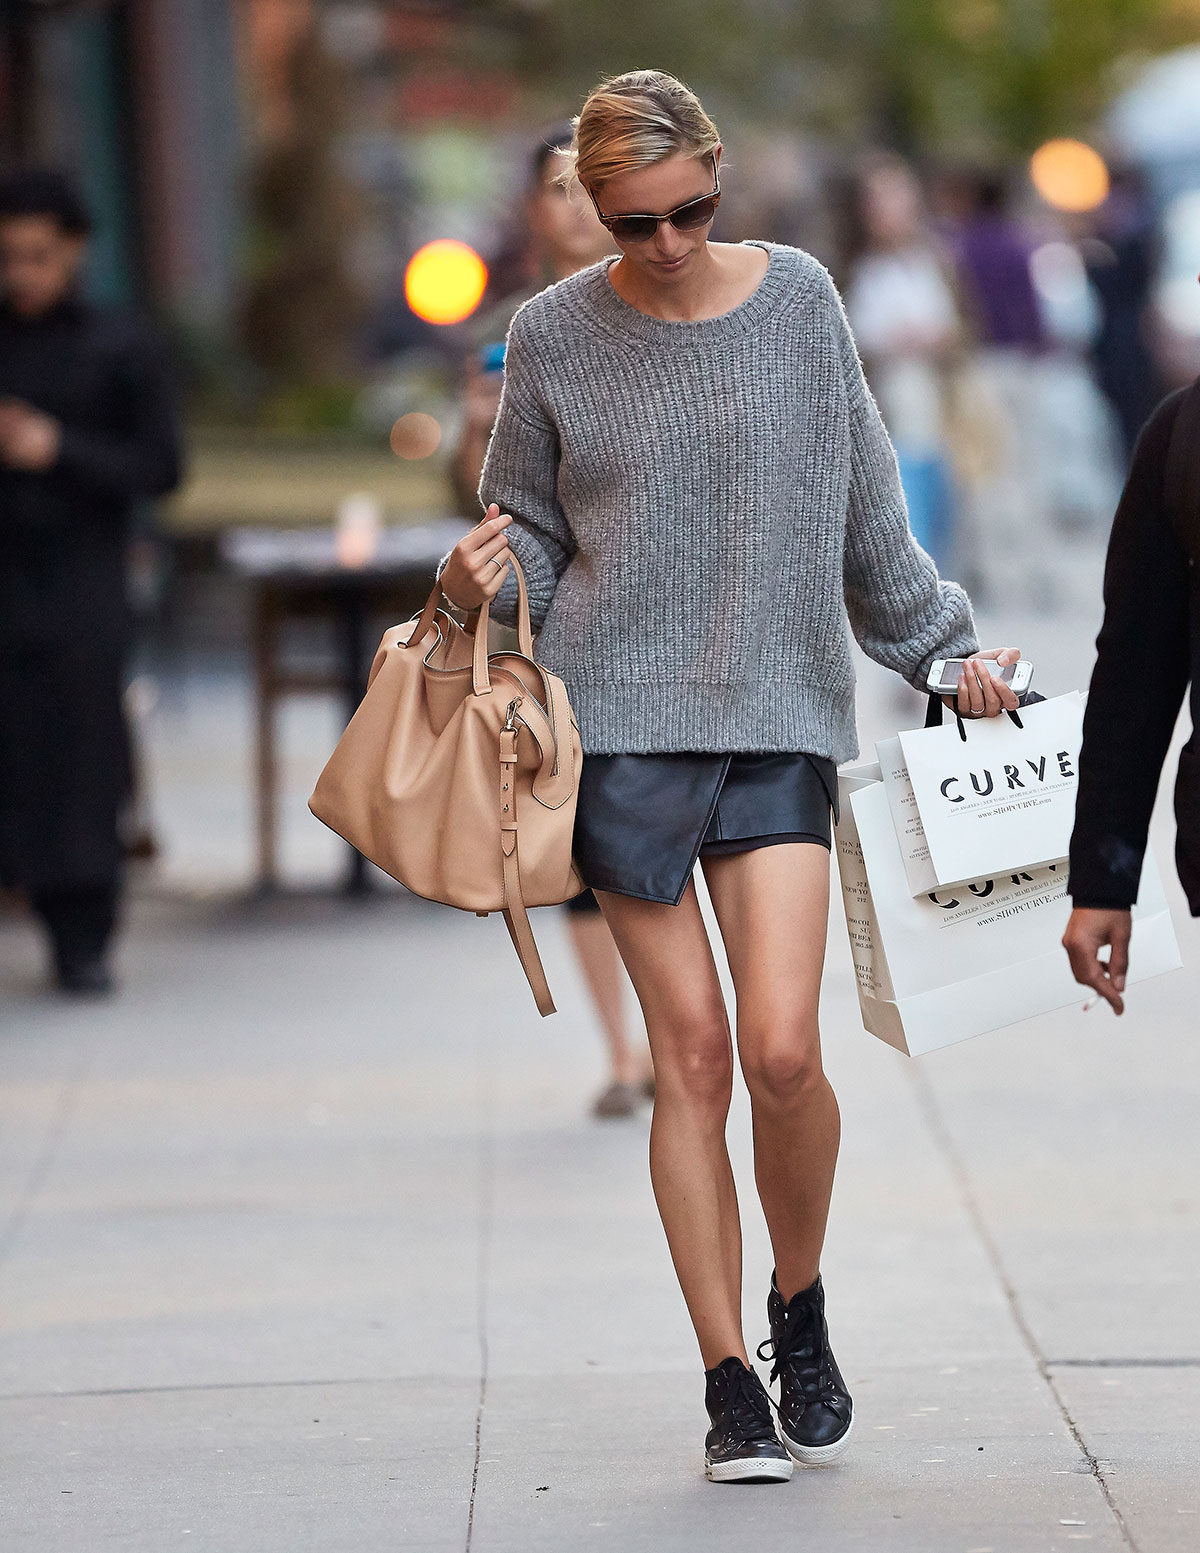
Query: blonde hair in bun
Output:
[[557, 69, 721, 197]]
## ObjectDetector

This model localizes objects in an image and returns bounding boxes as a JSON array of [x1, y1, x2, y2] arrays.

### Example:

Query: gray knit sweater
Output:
[[468, 239, 978, 761]]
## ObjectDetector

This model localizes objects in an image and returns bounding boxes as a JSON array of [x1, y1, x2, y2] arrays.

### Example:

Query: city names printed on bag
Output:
[[925, 863, 1068, 923], [835, 831, 892, 1001], [934, 749, 1076, 813], [876, 735, 938, 893]]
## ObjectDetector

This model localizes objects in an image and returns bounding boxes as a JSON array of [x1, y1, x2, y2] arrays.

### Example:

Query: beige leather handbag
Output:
[[309, 557, 584, 1016]]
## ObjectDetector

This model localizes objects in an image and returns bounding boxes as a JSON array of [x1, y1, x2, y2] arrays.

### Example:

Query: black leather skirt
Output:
[[573, 751, 838, 906]]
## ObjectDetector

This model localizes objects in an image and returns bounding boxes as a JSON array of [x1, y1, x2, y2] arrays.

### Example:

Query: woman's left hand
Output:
[[944, 647, 1022, 719]]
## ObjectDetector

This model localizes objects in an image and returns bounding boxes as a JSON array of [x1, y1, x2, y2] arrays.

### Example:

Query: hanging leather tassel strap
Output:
[[498, 712, 555, 1017]]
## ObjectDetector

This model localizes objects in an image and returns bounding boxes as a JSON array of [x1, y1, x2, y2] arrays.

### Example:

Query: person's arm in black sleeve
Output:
[[54, 319, 183, 500], [1068, 392, 1191, 909]]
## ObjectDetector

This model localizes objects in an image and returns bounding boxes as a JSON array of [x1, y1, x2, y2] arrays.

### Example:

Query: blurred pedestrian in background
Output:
[[1065, 374, 1200, 1012], [450, 126, 654, 1119], [946, 169, 1053, 606], [843, 155, 963, 573], [953, 170, 1047, 361], [1082, 164, 1165, 466], [0, 170, 181, 995], [451, 121, 616, 518]]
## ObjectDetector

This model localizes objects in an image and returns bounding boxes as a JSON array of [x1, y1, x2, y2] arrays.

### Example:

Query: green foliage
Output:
[[520, 0, 1196, 155], [254, 380, 362, 435], [238, 19, 362, 418], [522, 0, 810, 121], [878, 0, 1197, 153]]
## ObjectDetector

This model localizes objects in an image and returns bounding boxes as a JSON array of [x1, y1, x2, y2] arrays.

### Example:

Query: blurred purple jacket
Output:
[[956, 216, 1046, 350]]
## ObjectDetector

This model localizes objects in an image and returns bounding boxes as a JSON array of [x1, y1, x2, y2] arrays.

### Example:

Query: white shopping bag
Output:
[[836, 763, 1181, 1057], [877, 734, 939, 896], [891, 693, 1085, 891]]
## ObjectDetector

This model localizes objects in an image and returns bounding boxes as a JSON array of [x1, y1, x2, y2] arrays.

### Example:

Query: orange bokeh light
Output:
[[1029, 139, 1110, 213], [404, 239, 488, 325], [390, 412, 442, 460]]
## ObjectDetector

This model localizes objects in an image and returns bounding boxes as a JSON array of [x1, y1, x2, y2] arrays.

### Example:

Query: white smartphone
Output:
[[926, 658, 1034, 697]]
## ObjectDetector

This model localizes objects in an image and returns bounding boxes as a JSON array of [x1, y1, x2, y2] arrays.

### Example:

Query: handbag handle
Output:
[[407, 551, 535, 694]]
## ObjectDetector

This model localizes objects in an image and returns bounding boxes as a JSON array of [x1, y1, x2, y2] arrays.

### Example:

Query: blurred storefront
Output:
[[0, 1, 528, 362], [0, 0, 242, 339]]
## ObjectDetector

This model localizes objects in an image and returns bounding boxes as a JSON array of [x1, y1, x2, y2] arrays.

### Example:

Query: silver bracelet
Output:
[[440, 583, 479, 615]]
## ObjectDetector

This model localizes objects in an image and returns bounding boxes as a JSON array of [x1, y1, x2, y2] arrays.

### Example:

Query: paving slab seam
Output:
[[909, 1066, 1141, 1553], [1046, 1358, 1200, 1369], [0, 1032, 94, 1275], [0, 1375, 456, 1402], [465, 1063, 496, 1553]]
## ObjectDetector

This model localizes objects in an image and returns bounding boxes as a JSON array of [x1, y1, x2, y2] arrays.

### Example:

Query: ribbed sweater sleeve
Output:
[[476, 308, 575, 631], [829, 276, 978, 689]]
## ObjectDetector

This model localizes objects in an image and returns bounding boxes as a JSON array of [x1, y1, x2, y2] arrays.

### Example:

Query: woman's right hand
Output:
[[441, 505, 513, 610]]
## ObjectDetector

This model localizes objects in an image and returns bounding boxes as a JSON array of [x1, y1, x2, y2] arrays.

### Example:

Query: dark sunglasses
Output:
[[589, 154, 721, 244]]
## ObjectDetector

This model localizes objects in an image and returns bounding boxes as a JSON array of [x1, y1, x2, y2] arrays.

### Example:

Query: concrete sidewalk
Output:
[[2, 602, 1198, 1551]]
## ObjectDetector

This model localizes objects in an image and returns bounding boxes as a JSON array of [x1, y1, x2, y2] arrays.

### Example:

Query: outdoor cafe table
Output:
[[220, 519, 468, 893]]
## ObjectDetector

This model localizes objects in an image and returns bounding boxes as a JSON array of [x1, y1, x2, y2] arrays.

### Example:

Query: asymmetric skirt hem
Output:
[[573, 750, 837, 906]]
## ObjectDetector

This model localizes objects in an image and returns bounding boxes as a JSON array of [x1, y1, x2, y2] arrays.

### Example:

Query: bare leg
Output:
[[566, 909, 653, 1085], [594, 883, 745, 1367], [702, 843, 839, 1301]]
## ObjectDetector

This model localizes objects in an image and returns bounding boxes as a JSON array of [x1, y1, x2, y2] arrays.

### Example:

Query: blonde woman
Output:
[[440, 71, 1021, 1484]]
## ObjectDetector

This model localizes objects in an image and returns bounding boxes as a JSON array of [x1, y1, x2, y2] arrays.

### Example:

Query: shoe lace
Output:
[[721, 1363, 778, 1443], [756, 1296, 844, 1412]]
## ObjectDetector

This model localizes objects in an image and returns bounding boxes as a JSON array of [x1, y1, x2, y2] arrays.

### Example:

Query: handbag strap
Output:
[[403, 555, 560, 1016], [407, 552, 535, 694], [498, 724, 555, 1016]]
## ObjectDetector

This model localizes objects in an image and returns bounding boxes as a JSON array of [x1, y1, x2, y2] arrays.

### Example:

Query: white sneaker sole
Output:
[[705, 1454, 794, 1483], [781, 1412, 854, 1466]]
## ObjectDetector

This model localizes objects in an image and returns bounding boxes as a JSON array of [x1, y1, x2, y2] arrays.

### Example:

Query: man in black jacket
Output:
[[1065, 384, 1198, 1012], [0, 171, 182, 993]]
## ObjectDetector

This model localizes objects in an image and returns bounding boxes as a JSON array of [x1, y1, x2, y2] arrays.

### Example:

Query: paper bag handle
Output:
[[925, 693, 1034, 742]]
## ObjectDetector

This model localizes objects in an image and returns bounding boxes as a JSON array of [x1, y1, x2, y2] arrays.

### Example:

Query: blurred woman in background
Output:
[[843, 155, 963, 574], [451, 125, 655, 1120]]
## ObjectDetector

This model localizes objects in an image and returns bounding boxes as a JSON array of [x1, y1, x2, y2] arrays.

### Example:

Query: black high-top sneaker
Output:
[[756, 1273, 853, 1465], [703, 1357, 793, 1483]]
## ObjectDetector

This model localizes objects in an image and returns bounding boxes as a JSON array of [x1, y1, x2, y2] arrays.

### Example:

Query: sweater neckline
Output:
[[581, 240, 785, 347]]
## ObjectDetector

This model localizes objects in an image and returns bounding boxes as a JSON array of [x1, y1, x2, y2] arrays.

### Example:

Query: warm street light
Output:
[[1029, 138, 1110, 212], [405, 239, 488, 325]]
